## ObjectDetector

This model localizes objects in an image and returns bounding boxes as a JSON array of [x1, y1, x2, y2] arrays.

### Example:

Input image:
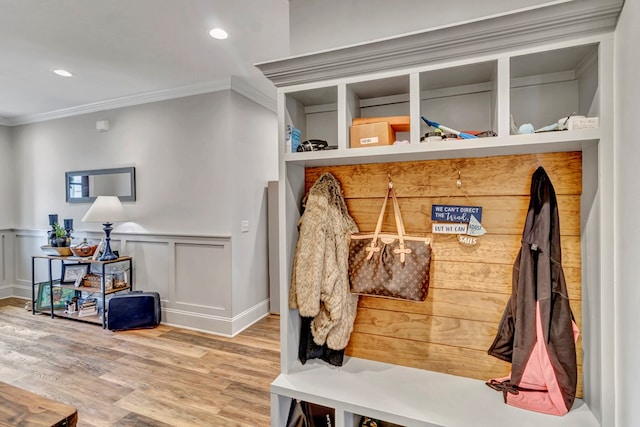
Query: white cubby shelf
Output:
[[257, 1, 621, 426]]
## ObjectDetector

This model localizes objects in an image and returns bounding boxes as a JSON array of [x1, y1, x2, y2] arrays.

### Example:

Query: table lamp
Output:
[[81, 196, 129, 261]]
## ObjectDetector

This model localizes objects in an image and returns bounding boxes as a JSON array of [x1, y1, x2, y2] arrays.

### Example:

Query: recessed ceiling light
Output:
[[209, 28, 228, 40], [53, 69, 73, 77]]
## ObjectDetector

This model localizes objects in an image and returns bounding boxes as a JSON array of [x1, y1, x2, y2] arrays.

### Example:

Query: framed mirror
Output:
[[65, 167, 136, 203]]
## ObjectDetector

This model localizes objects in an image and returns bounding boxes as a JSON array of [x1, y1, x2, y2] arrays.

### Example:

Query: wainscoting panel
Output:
[[122, 240, 170, 302], [15, 230, 53, 296], [174, 242, 231, 315], [3, 230, 254, 336], [0, 231, 12, 298], [110, 232, 235, 335]]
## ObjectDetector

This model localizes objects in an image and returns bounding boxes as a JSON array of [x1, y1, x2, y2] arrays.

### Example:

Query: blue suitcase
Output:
[[107, 291, 161, 331]]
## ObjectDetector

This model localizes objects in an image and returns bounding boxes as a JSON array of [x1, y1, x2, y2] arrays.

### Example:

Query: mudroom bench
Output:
[[271, 358, 598, 427]]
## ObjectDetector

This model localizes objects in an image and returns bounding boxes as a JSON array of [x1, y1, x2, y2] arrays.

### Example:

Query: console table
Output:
[[31, 255, 133, 329]]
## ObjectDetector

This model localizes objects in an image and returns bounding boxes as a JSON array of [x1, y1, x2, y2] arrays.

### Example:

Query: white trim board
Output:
[[4, 77, 277, 126], [256, 0, 621, 87]]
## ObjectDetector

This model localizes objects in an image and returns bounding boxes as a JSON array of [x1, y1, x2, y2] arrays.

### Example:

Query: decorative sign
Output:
[[432, 223, 468, 234], [430, 204, 486, 245], [467, 215, 487, 236], [431, 205, 483, 223], [458, 235, 478, 246]]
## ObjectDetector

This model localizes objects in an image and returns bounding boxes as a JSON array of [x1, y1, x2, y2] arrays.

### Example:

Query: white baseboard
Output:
[[7, 284, 32, 300], [231, 299, 271, 336], [0, 285, 14, 299], [161, 298, 270, 337]]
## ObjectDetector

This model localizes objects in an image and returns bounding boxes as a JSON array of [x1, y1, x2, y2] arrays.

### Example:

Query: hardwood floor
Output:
[[0, 298, 280, 426]]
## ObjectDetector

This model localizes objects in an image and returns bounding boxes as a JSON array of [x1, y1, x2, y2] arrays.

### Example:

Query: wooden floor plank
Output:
[[0, 300, 280, 427]]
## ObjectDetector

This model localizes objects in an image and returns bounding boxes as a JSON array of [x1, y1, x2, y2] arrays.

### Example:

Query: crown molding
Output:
[[230, 76, 276, 112], [256, 0, 623, 87], [575, 46, 599, 79], [7, 79, 233, 126]]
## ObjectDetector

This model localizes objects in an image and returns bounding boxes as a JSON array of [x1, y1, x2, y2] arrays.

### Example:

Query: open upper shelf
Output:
[[278, 40, 600, 159], [283, 127, 600, 167]]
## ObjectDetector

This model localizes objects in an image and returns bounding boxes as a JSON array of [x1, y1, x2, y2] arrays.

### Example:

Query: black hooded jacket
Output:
[[488, 166, 578, 412]]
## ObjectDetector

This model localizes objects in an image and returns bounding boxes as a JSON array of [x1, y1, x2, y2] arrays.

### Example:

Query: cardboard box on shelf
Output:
[[352, 116, 410, 132], [350, 122, 395, 148], [567, 116, 599, 130], [350, 116, 410, 148]]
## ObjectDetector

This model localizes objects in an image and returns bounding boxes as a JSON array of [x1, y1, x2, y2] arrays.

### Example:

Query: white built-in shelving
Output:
[[256, 1, 621, 425]]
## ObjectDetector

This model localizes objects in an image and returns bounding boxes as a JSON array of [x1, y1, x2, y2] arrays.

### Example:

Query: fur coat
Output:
[[289, 173, 359, 350]]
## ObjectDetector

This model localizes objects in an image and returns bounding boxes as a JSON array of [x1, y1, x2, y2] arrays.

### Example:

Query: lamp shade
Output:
[[82, 196, 129, 223]]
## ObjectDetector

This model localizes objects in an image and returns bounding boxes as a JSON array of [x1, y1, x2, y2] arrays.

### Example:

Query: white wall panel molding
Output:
[[14, 230, 45, 294], [0, 230, 10, 287], [173, 241, 231, 315], [0, 229, 11, 298], [4, 229, 266, 336]]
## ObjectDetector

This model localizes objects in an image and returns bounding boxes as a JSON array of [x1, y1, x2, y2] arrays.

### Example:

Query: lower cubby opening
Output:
[[354, 414, 405, 427], [284, 400, 335, 426]]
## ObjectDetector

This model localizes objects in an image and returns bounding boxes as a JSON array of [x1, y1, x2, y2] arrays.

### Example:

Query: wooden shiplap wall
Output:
[[305, 151, 583, 397]]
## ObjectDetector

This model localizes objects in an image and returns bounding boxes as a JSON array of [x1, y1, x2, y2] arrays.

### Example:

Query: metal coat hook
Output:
[[457, 170, 462, 188]]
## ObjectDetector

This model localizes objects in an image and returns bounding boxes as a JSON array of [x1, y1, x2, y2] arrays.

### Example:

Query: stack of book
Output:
[[78, 298, 98, 317]]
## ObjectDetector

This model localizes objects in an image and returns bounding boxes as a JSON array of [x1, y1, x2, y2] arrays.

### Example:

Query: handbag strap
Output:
[[365, 185, 391, 258], [390, 186, 412, 262], [365, 181, 412, 262]]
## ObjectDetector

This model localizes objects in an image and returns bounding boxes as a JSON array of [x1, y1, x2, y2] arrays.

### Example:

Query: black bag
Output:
[[107, 291, 161, 331]]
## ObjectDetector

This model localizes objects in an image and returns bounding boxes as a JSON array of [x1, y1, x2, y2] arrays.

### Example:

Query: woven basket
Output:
[[82, 274, 103, 288], [82, 274, 126, 290]]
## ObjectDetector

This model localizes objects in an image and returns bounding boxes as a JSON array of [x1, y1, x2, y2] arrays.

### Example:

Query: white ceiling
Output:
[[0, 0, 290, 125]]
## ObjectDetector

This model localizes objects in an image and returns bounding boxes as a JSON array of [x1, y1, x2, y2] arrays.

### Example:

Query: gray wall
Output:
[[614, 1, 640, 425], [11, 91, 237, 234], [7, 89, 278, 326], [229, 91, 278, 320]]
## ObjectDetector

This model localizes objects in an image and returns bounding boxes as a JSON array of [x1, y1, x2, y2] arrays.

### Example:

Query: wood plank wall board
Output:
[[345, 195, 581, 236], [430, 261, 581, 297], [356, 290, 582, 328], [429, 234, 581, 268], [344, 335, 584, 397], [305, 152, 583, 197], [305, 151, 583, 398]]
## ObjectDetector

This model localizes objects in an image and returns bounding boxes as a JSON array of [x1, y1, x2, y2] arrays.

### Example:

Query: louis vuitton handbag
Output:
[[348, 181, 431, 301]]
